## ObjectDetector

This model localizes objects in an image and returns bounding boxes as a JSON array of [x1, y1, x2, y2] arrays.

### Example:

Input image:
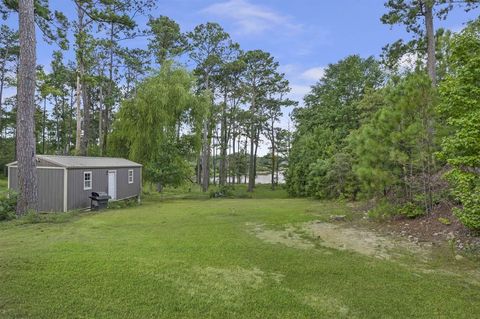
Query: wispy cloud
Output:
[[201, 0, 301, 35], [289, 84, 312, 102], [300, 67, 326, 81], [279, 63, 326, 106]]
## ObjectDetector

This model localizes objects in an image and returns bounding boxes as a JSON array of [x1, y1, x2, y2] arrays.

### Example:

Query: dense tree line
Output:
[[2, 0, 479, 227], [0, 0, 293, 215], [287, 2, 480, 229]]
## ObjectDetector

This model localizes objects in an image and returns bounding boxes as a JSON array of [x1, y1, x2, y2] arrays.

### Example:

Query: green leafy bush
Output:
[[367, 200, 424, 220], [438, 20, 480, 229], [0, 191, 17, 221], [367, 200, 398, 220], [209, 186, 234, 198], [398, 202, 425, 219]]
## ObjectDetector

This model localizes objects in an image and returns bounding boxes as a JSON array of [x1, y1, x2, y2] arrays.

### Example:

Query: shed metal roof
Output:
[[7, 155, 142, 168]]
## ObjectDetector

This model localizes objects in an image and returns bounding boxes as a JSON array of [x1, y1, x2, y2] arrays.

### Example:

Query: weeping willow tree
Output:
[[110, 63, 209, 190]]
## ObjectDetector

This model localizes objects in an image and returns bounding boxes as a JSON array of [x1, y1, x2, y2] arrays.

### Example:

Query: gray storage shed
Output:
[[7, 155, 142, 212]]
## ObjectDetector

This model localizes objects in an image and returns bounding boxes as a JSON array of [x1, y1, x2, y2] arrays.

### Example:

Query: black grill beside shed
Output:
[[7, 155, 142, 212]]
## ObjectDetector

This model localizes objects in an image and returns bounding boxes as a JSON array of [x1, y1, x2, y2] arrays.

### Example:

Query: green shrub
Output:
[[108, 197, 140, 210], [367, 200, 398, 220], [0, 191, 17, 221], [398, 202, 425, 219], [368, 200, 424, 220], [209, 186, 234, 198], [437, 22, 480, 229]]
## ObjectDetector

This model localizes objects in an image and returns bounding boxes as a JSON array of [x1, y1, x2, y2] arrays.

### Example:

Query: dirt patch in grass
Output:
[[164, 266, 284, 306], [248, 221, 430, 260], [301, 293, 353, 318], [304, 221, 430, 260], [247, 223, 314, 250]]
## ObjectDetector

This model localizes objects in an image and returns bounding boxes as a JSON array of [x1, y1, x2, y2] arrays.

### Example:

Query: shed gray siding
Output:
[[8, 166, 64, 212], [67, 167, 141, 210], [117, 167, 142, 200]]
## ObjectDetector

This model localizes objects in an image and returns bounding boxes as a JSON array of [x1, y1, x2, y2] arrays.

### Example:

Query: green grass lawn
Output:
[[0, 189, 479, 318]]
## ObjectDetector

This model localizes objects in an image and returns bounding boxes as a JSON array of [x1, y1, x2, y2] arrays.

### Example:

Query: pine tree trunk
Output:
[[0, 67, 5, 142], [424, 2, 436, 86], [67, 87, 74, 154], [81, 81, 90, 154], [74, 4, 86, 156], [42, 98, 46, 154], [253, 130, 259, 186], [16, 0, 38, 215], [98, 85, 104, 155], [271, 127, 275, 190], [201, 119, 210, 192], [212, 136, 216, 186], [0, 55, 6, 140], [424, 1, 436, 212], [201, 75, 211, 192], [219, 94, 228, 187], [74, 73, 83, 154], [196, 156, 201, 184], [244, 138, 247, 184], [247, 98, 256, 192], [232, 134, 236, 185], [103, 21, 115, 155]]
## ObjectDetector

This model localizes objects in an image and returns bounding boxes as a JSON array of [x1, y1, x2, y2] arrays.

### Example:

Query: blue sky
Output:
[[6, 0, 478, 106], [3, 0, 479, 153]]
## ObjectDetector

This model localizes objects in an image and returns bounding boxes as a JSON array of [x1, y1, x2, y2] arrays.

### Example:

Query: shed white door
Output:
[[108, 171, 117, 200]]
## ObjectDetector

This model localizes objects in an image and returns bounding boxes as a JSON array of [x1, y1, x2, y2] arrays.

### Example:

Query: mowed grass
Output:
[[0, 189, 479, 318]]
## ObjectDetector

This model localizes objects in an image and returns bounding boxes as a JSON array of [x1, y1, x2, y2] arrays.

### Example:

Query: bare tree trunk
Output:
[[16, 0, 38, 215], [103, 21, 115, 155], [238, 137, 242, 184], [67, 87, 74, 154], [74, 73, 83, 154], [244, 138, 248, 184], [248, 135, 255, 192], [59, 96, 64, 153], [253, 129, 259, 185], [201, 120, 210, 191], [271, 126, 275, 190], [232, 134, 236, 185], [201, 75, 211, 192], [196, 156, 201, 185], [212, 134, 217, 186], [81, 81, 90, 154], [98, 85, 104, 155], [424, 1, 436, 213], [424, 1, 436, 86], [42, 98, 46, 154], [0, 60, 5, 140], [74, 4, 86, 156], [219, 93, 228, 187], [247, 98, 256, 192]]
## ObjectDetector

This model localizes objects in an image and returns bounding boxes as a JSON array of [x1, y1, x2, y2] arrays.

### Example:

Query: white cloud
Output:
[[288, 84, 311, 103], [300, 66, 325, 81], [397, 52, 422, 73], [201, 0, 301, 35]]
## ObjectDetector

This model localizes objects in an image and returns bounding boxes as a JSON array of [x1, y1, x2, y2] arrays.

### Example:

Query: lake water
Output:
[[212, 172, 285, 184]]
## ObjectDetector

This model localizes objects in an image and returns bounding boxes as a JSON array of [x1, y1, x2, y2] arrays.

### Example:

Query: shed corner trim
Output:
[[63, 168, 68, 212], [7, 166, 10, 190]]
